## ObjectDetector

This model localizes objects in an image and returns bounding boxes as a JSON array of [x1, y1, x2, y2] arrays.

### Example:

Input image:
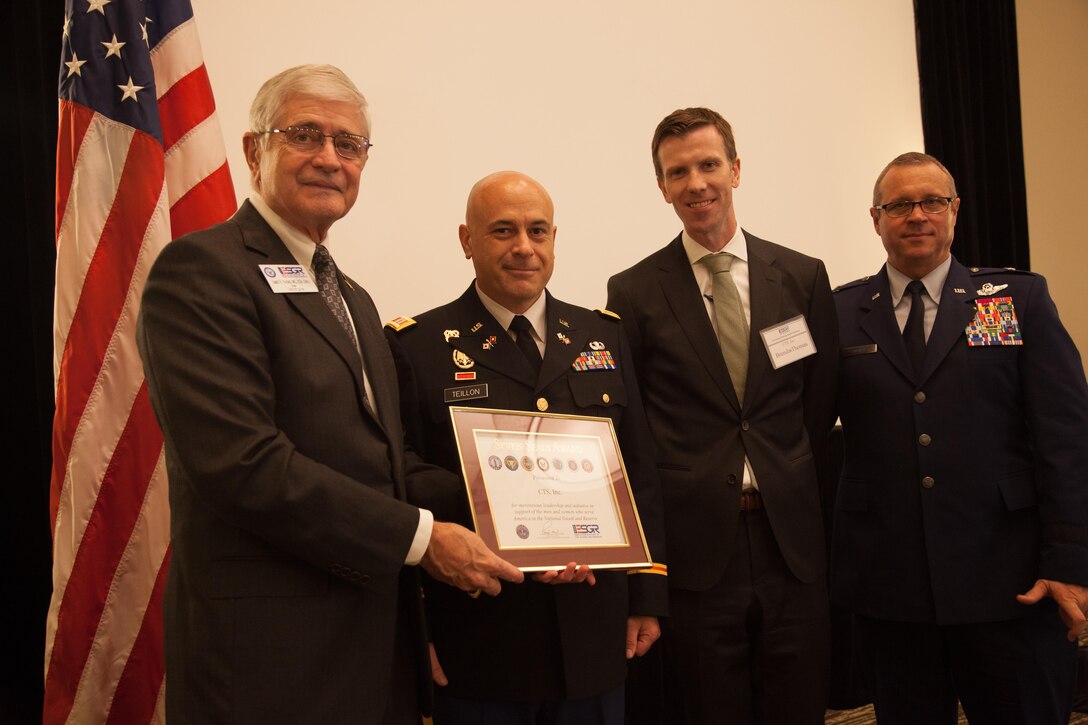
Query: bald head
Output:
[[459, 171, 556, 314]]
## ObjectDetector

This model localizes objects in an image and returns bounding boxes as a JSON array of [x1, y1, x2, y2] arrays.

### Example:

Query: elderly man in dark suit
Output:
[[137, 64, 521, 725], [606, 107, 839, 724], [386, 171, 667, 725], [832, 151, 1088, 724]]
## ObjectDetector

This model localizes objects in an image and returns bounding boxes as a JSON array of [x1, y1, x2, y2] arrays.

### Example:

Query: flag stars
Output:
[[62, 14, 72, 39], [86, 0, 111, 15], [117, 77, 144, 102], [65, 52, 88, 78], [140, 18, 151, 46], [101, 34, 126, 59]]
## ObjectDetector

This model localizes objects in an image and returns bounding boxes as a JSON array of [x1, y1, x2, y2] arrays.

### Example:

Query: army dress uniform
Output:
[[386, 284, 667, 706]]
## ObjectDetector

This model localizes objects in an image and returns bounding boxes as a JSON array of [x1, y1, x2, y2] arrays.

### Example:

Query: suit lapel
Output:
[[538, 296, 589, 392], [858, 267, 915, 382], [656, 236, 739, 411], [743, 235, 782, 408], [446, 286, 537, 388], [341, 279, 396, 436], [918, 260, 977, 384], [236, 202, 376, 429]]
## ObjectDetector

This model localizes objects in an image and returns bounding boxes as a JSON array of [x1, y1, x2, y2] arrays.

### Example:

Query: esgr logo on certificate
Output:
[[572, 523, 601, 537]]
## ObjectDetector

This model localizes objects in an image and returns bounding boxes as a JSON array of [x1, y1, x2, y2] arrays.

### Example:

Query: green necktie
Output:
[[701, 253, 749, 404]]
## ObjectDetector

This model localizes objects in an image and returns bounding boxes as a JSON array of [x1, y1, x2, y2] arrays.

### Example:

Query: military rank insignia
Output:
[[965, 296, 1023, 346], [572, 350, 616, 371]]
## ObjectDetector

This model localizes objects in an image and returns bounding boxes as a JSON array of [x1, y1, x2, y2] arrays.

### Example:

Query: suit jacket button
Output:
[[741, 420, 750, 431], [727, 474, 738, 486], [537, 397, 549, 412], [921, 476, 935, 489], [601, 393, 610, 404], [918, 434, 931, 446], [914, 391, 926, 403]]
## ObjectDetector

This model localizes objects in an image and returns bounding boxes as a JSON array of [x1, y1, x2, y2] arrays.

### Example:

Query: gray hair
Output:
[[249, 64, 370, 140], [872, 152, 957, 206]]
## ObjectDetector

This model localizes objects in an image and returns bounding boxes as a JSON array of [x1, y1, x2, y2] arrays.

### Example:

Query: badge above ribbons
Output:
[[572, 350, 616, 371], [965, 296, 1023, 346]]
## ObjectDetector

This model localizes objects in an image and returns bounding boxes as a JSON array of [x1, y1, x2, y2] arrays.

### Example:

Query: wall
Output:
[[1017, 0, 1088, 368], [191, 0, 922, 318]]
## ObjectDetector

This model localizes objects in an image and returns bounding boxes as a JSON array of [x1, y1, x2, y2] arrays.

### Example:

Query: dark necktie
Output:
[[313, 244, 358, 350], [902, 280, 927, 374], [509, 315, 542, 374]]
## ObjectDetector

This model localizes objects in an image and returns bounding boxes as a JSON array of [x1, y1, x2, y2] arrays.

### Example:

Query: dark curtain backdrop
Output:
[[7, 1, 62, 723], [9, 1, 1029, 721], [915, 0, 1029, 269]]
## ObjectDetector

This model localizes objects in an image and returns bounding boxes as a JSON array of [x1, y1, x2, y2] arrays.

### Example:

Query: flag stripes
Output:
[[47, 1, 236, 722]]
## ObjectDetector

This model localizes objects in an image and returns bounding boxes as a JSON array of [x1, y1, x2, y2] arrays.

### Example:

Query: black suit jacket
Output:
[[137, 200, 451, 724], [832, 259, 1088, 623], [387, 285, 667, 701], [606, 231, 839, 590]]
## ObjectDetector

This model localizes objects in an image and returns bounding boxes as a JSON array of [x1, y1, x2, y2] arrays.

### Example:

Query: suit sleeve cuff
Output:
[[404, 508, 434, 565]]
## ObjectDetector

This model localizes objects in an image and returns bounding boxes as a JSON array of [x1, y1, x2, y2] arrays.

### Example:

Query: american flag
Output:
[[48, 1, 236, 722]]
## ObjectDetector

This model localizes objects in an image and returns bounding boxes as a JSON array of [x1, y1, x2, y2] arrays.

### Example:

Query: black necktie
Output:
[[509, 315, 542, 374], [903, 280, 927, 373]]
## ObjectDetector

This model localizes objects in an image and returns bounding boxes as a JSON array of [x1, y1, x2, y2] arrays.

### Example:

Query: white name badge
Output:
[[759, 314, 817, 369], [259, 264, 318, 293]]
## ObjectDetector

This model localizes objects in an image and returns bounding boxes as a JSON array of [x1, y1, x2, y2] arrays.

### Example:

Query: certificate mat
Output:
[[449, 407, 653, 571]]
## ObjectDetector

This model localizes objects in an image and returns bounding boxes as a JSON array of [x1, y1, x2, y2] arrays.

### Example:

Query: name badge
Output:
[[259, 264, 318, 293], [841, 344, 878, 357], [444, 383, 489, 403], [759, 315, 817, 369]]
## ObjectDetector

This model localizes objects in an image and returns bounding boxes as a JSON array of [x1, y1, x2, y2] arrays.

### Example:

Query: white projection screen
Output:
[[192, 0, 923, 319]]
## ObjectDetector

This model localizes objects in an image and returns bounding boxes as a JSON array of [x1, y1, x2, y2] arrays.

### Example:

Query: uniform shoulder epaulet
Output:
[[384, 315, 417, 333], [595, 308, 621, 321], [833, 276, 871, 293], [967, 266, 1036, 277]]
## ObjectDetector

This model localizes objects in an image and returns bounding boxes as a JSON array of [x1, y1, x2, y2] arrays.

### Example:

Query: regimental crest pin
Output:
[[443, 329, 460, 342], [452, 349, 475, 369], [589, 340, 605, 350], [976, 282, 1009, 296]]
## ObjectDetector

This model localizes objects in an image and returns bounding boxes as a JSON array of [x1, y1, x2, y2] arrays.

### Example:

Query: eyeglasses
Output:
[[875, 197, 955, 218], [258, 126, 372, 161]]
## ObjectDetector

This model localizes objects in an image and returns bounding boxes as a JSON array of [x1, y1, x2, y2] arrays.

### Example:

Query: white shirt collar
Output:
[[474, 284, 548, 343], [886, 255, 951, 307], [682, 225, 747, 266], [249, 195, 331, 272]]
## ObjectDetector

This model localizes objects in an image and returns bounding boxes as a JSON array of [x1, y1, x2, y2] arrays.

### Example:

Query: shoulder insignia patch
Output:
[[595, 308, 621, 321], [384, 315, 417, 332], [969, 266, 1035, 277], [833, 276, 871, 293]]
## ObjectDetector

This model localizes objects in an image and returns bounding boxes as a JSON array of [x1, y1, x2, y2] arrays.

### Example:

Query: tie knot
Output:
[[906, 280, 926, 298], [313, 244, 333, 272], [700, 252, 734, 274], [510, 315, 533, 336]]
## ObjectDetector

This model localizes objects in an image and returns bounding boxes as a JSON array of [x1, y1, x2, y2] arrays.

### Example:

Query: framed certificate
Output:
[[449, 406, 652, 572]]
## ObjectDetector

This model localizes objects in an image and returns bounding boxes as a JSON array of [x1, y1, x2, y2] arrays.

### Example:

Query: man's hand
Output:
[[1016, 578, 1088, 641], [421, 521, 524, 596], [429, 643, 448, 686], [625, 615, 661, 659], [531, 562, 596, 586]]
